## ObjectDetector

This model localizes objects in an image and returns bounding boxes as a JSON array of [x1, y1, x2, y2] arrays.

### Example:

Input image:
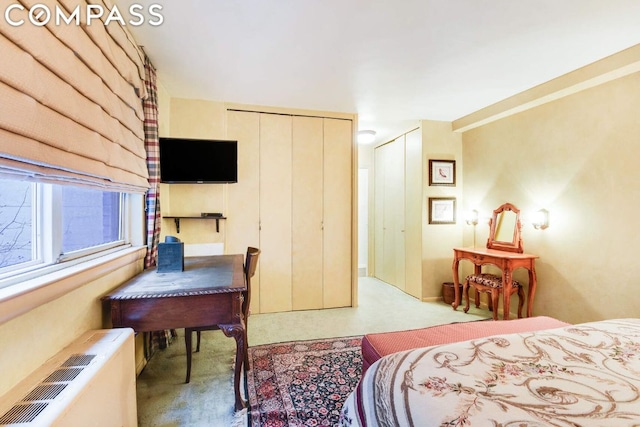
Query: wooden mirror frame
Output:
[[486, 202, 523, 253]]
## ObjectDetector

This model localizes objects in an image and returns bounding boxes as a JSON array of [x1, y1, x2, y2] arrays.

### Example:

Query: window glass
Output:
[[0, 180, 34, 269], [61, 187, 122, 253]]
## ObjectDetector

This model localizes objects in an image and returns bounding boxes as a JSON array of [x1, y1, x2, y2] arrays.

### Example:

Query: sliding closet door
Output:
[[292, 116, 323, 310], [386, 136, 406, 291], [226, 109, 353, 313], [323, 118, 352, 308], [374, 145, 387, 282], [259, 114, 292, 313], [226, 110, 261, 311], [374, 136, 405, 291], [404, 129, 422, 298]]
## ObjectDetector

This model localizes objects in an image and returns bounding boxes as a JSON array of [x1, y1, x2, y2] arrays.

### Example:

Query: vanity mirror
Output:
[[486, 202, 523, 253]]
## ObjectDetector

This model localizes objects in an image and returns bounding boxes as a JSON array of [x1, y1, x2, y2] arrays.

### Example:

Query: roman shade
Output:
[[0, 1, 150, 193]]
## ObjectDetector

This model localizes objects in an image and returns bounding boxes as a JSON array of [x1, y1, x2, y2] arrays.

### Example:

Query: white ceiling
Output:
[[115, 0, 640, 144]]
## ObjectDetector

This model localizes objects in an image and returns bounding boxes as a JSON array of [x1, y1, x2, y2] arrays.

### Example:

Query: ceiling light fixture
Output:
[[357, 130, 376, 145]]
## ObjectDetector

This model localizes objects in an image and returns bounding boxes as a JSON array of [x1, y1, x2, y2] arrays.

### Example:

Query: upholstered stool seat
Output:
[[464, 273, 525, 320]]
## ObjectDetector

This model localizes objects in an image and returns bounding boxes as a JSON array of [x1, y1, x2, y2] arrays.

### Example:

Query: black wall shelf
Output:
[[163, 216, 227, 233]]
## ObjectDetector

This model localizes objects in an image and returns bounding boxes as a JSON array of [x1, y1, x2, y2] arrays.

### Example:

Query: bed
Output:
[[340, 318, 640, 426], [361, 316, 570, 375]]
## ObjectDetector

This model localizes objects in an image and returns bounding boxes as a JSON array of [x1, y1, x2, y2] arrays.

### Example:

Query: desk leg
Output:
[[527, 268, 537, 318], [451, 258, 461, 310], [220, 323, 247, 412], [502, 270, 513, 320]]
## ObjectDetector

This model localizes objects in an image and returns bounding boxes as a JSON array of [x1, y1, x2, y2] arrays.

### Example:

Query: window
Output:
[[0, 180, 35, 271], [0, 178, 131, 285], [61, 186, 123, 257]]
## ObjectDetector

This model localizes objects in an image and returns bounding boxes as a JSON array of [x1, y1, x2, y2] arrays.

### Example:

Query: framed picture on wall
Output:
[[429, 197, 456, 224], [429, 159, 456, 186]]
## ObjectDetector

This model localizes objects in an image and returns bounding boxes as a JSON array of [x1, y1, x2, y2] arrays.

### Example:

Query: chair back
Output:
[[242, 247, 260, 320]]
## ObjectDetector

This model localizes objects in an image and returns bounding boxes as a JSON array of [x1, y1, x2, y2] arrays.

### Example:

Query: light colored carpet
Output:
[[136, 277, 487, 426]]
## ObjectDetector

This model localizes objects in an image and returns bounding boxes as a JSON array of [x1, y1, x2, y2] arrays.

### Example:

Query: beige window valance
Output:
[[0, 1, 150, 193]]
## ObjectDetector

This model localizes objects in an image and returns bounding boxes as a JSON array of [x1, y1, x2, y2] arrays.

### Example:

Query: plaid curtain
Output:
[[143, 55, 161, 269], [142, 54, 176, 356]]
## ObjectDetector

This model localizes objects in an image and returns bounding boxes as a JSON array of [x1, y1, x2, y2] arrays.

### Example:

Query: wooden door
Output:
[[386, 136, 406, 291], [374, 143, 389, 283], [404, 129, 422, 299], [323, 118, 353, 308], [226, 110, 261, 311], [292, 116, 324, 310], [374, 137, 406, 291], [259, 113, 292, 313]]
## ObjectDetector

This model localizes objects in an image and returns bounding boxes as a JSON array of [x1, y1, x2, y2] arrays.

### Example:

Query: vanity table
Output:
[[452, 203, 539, 320], [451, 247, 538, 319]]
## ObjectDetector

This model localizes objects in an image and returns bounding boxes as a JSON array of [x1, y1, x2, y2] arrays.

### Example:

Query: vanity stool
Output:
[[463, 273, 524, 320]]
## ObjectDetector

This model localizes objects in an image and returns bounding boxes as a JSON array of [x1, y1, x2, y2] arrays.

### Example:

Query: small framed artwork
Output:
[[429, 197, 456, 224], [429, 159, 456, 186]]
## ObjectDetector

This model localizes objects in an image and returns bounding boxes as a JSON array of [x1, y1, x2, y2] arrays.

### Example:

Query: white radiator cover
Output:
[[0, 328, 137, 427]]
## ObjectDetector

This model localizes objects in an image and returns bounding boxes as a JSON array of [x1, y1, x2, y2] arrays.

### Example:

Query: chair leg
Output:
[[243, 329, 249, 371], [474, 289, 480, 308], [517, 286, 525, 318], [490, 289, 499, 321], [463, 280, 471, 313], [185, 329, 193, 383]]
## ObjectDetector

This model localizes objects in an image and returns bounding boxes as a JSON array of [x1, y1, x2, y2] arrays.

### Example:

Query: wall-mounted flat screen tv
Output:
[[159, 137, 238, 183]]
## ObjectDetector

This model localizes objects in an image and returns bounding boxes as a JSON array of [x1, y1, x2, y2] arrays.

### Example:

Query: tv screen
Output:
[[159, 137, 238, 183]]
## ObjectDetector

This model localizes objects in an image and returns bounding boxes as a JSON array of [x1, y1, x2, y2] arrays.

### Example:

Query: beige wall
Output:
[[0, 250, 145, 397], [421, 121, 463, 299], [159, 98, 229, 246], [462, 72, 640, 323]]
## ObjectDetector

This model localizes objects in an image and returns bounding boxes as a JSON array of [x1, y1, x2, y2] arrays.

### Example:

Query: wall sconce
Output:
[[357, 130, 376, 145], [532, 209, 549, 230], [465, 209, 479, 247], [465, 209, 479, 226]]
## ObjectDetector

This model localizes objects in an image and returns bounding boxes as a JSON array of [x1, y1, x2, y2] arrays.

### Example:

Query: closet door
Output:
[[386, 136, 405, 291], [374, 137, 405, 291], [292, 116, 324, 310], [374, 145, 388, 282], [259, 114, 292, 313], [226, 111, 261, 311], [404, 129, 422, 299], [323, 118, 352, 308]]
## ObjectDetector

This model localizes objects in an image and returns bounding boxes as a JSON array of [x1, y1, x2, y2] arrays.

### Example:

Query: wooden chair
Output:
[[463, 273, 524, 320], [184, 247, 260, 383]]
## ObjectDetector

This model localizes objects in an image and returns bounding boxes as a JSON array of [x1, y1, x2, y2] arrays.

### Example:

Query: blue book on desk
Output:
[[157, 236, 184, 272]]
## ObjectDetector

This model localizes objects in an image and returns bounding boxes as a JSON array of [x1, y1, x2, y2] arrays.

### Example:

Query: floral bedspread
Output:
[[339, 319, 640, 426]]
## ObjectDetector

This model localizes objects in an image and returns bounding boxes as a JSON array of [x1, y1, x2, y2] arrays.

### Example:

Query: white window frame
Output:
[[0, 182, 142, 290]]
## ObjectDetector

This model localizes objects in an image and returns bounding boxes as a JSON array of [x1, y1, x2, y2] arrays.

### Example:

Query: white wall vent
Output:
[[0, 329, 137, 427]]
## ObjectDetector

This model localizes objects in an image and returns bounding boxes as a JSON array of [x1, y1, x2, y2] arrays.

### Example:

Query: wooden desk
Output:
[[451, 247, 539, 320], [103, 255, 246, 411]]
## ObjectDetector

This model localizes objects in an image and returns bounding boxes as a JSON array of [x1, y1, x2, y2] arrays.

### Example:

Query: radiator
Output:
[[0, 328, 137, 427]]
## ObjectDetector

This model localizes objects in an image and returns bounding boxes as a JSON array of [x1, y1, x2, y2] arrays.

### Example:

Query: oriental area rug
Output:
[[246, 336, 363, 427]]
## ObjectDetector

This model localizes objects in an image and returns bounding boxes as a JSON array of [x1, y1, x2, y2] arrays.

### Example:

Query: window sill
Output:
[[0, 246, 147, 326]]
